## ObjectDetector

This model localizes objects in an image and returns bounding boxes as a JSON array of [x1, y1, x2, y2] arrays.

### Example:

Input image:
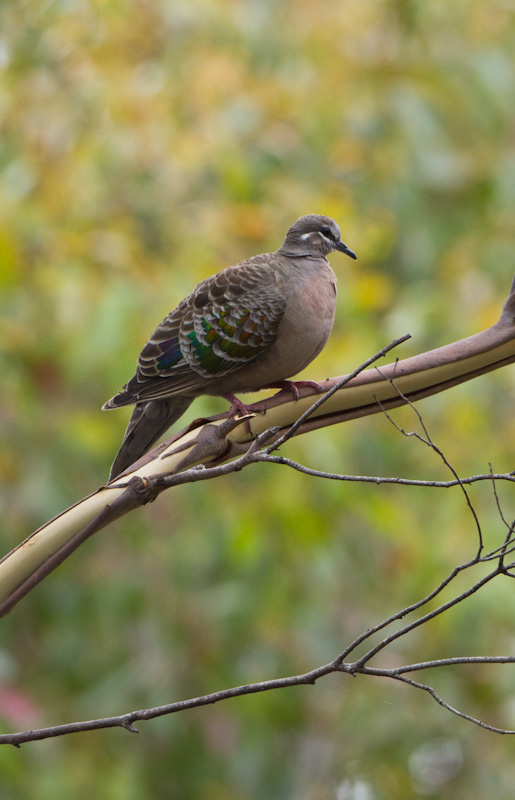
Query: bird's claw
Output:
[[263, 379, 326, 400]]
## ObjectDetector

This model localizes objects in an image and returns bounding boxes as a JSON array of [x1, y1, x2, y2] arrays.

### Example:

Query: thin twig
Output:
[[345, 566, 502, 671], [257, 454, 515, 488], [385, 674, 515, 735], [487, 462, 515, 569], [0, 663, 336, 746], [373, 373, 484, 554]]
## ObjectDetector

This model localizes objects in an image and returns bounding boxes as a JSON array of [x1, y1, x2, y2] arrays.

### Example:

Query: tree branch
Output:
[[3, 279, 515, 613], [3, 538, 515, 744]]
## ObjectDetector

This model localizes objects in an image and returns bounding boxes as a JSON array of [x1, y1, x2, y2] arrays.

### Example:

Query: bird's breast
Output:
[[221, 262, 337, 393], [274, 263, 337, 372]]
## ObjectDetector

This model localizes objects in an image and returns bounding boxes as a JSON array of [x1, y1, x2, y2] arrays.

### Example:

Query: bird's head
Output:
[[279, 214, 357, 260]]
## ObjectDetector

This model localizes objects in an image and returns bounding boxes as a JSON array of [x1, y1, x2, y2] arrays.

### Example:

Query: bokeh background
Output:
[[2, 0, 515, 797]]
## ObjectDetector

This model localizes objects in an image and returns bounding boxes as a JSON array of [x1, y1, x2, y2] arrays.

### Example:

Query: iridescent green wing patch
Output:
[[181, 302, 280, 376], [180, 261, 286, 378], [123, 257, 286, 400]]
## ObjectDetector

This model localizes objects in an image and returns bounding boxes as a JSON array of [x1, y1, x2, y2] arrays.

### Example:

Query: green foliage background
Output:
[[2, 0, 515, 796]]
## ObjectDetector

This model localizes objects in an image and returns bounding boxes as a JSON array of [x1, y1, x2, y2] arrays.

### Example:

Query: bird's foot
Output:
[[263, 379, 326, 400], [223, 393, 266, 435], [223, 393, 266, 417]]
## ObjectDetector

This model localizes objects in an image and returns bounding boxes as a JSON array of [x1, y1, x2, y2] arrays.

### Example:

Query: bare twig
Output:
[[487, 462, 515, 571], [373, 374, 484, 553], [3, 553, 515, 744], [343, 566, 503, 672], [382, 674, 515, 735], [256, 455, 515, 488], [0, 664, 336, 747]]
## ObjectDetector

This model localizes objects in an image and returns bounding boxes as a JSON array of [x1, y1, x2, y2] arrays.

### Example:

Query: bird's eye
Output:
[[320, 226, 333, 239]]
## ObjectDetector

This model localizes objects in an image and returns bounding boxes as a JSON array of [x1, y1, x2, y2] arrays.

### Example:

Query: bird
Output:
[[103, 214, 357, 479]]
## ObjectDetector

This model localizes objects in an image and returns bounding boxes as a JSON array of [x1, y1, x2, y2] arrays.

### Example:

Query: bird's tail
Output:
[[107, 396, 193, 480]]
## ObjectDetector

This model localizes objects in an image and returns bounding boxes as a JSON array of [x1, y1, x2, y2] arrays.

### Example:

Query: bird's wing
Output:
[[110, 258, 287, 406]]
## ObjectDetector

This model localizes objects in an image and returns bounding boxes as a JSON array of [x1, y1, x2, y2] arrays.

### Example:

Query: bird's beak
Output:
[[336, 241, 357, 260]]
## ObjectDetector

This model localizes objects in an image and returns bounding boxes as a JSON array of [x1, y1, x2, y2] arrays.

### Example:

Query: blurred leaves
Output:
[[2, 0, 515, 797]]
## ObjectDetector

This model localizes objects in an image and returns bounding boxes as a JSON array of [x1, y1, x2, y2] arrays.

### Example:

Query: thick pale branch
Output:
[[1, 284, 515, 613]]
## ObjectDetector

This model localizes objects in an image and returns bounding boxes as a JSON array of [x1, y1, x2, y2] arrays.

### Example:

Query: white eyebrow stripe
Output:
[[301, 232, 311, 240]]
